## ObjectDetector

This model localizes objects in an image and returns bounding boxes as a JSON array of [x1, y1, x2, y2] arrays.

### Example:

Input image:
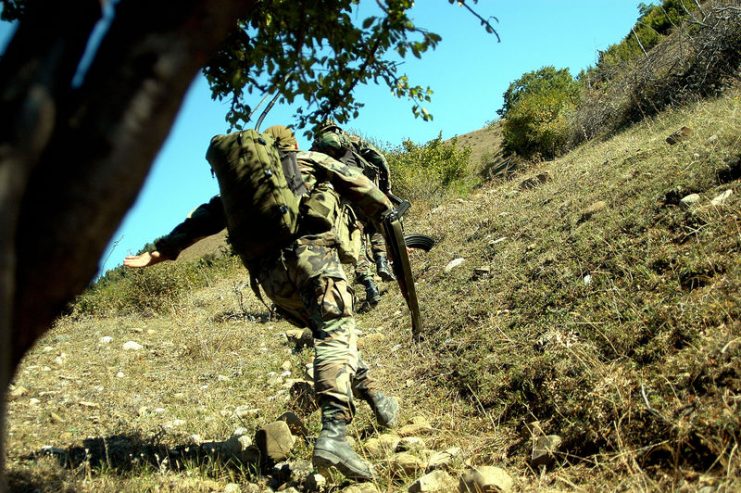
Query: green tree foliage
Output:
[[499, 66, 580, 159], [1, 1, 498, 133], [387, 134, 472, 202], [203, 0, 497, 132]]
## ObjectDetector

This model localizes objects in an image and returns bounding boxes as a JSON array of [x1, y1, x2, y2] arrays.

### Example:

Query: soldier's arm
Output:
[[359, 143, 391, 193], [299, 151, 392, 221], [124, 195, 227, 268]]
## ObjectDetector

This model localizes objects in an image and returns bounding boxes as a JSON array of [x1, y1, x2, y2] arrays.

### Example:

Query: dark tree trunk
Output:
[[0, 0, 256, 488]]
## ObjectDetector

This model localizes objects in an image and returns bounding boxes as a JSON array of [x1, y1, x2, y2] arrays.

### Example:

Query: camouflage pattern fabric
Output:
[[255, 240, 377, 421], [154, 149, 391, 424], [353, 226, 386, 283]]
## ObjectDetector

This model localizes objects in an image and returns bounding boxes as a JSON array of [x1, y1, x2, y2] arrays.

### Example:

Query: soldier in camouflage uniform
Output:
[[310, 120, 395, 309], [124, 126, 399, 481]]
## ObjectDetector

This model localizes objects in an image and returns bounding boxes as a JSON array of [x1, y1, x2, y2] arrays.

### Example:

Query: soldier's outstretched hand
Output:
[[123, 251, 168, 269]]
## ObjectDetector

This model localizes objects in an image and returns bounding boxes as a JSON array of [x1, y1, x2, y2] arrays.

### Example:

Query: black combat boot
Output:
[[375, 254, 396, 282], [313, 419, 375, 481], [364, 390, 400, 429], [360, 276, 381, 305]]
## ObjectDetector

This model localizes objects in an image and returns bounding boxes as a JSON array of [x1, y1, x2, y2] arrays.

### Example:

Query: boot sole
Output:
[[313, 449, 376, 481]]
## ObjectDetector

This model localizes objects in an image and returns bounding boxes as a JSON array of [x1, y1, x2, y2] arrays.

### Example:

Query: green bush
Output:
[[499, 66, 580, 159], [73, 252, 240, 317], [386, 134, 473, 203]]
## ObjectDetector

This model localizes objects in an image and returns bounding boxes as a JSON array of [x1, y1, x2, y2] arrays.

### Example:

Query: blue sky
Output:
[[1, 1, 648, 275]]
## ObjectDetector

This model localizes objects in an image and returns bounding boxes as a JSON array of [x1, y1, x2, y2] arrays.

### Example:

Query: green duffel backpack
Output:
[[206, 129, 300, 263]]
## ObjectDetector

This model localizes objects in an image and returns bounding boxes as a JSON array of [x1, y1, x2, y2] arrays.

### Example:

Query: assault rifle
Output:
[[381, 195, 423, 342]]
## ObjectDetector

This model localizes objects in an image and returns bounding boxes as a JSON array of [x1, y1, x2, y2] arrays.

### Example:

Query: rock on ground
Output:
[[409, 470, 457, 492], [459, 466, 514, 492]]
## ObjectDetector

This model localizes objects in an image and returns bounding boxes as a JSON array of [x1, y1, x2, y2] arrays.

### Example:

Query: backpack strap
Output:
[[248, 272, 274, 315]]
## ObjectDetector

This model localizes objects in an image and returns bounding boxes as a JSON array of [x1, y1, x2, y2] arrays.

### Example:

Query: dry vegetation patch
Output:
[[6, 91, 740, 492]]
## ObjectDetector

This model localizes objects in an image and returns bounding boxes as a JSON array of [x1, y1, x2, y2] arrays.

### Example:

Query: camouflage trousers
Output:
[[255, 238, 378, 422], [354, 226, 387, 283]]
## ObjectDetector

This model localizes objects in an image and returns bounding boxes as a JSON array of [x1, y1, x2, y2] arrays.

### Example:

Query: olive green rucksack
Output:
[[206, 129, 300, 263]]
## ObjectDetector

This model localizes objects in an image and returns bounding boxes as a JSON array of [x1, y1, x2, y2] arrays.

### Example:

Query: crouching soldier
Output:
[[124, 125, 399, 481]]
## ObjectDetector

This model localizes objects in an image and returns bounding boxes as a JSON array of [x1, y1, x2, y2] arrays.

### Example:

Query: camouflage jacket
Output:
[[155, 151, 392, 261], [347, 134, 391, 192], [311, 129, 391, 193]]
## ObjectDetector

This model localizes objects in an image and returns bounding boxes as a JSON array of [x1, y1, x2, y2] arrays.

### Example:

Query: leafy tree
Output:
[[499, 66, 580, 159], [0, 1, 497, 484]]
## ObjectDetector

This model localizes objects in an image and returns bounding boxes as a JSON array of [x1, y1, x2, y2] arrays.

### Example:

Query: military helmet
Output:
[[319, 118, 341, 133], [264, 125, 298, 152]]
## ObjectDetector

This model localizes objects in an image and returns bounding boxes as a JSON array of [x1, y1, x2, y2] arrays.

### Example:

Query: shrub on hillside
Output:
[[580, 0, 699, 89], [499, 66, 580, 159], [572, 1, 738, 143], [386, 134, 473, 202], [72, 252, 240, 317]]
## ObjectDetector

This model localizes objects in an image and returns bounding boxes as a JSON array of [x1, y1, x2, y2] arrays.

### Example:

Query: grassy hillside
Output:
[[6, 87, 739, 492]]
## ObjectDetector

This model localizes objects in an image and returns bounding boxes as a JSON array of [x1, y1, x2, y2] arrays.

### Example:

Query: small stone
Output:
[[489, 237, 507, 246], [398, 416, 434, 437], [223, 483, 241, 493], [583, 274, 592, 286], [364, 434, 401, 457], [10, 386, 28, 398], [255, 421, 296, 462], [531, 434, 563, 467], [706, 134, 718, 143], [426, 447, 461, 471], [680, 193, 701, 208], [153, 407, 166, 414], [217, 374, 230, 382], [519, 172, 551, 190], [305, 472, 327, 492], [115, 371, 125, 378], [122, 341, 143, 351], [459, 466, 514, 492], [397, 437, 427, 452], [473, 266, 491, 279], [710, 189, 733, 206], [281, 360, 292, 371], [341, 483, 379, 493], [444, 258, 465, 274], [524, 420, 544, 438], [234, 405, 260, 419], [666, 126, 693, 145], [390, 452, 426, 476], [165, 419, 186, 428], [285, 328, 314, 351], [409, 470, 457, 492]]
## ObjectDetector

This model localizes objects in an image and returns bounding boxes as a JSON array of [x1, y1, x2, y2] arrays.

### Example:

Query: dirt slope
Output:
[[6, 90, 740, 492]]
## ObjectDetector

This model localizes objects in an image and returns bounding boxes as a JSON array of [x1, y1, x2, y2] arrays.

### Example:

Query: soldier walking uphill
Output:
[[310, 120, 395, 309], [124, 126, 399, 482]]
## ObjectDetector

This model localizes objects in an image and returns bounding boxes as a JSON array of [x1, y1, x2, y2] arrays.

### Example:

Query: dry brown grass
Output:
[[6, 89, 740, 492]]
